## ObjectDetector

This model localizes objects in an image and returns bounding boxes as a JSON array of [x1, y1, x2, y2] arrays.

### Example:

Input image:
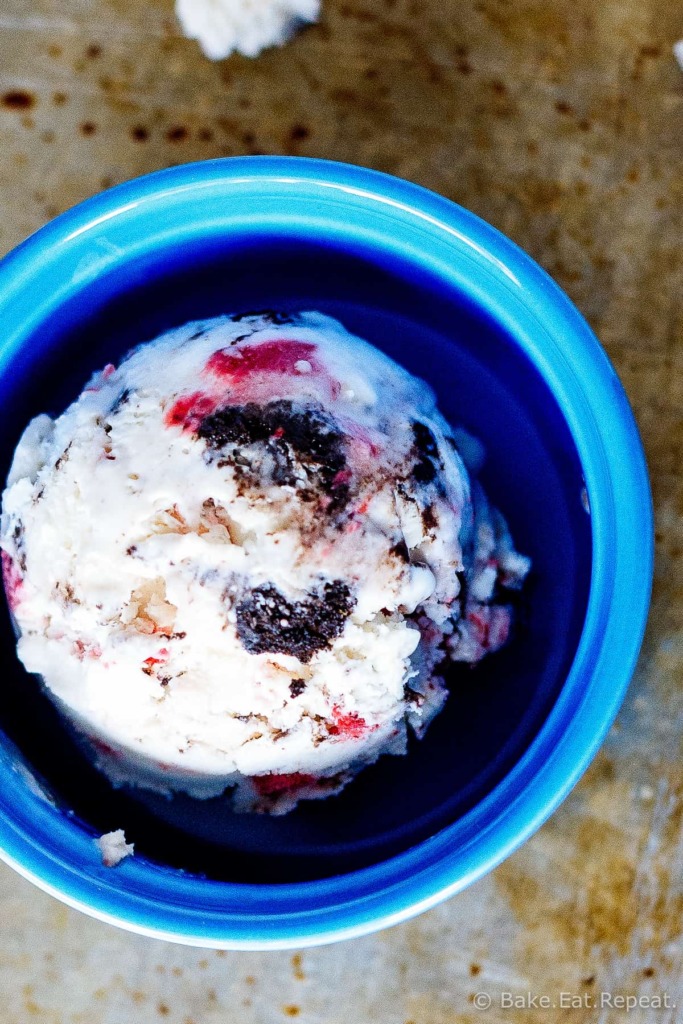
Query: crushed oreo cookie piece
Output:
[[421, 504, 438, 531], [390, 538, 411, 562], [10, 521, 27, 571], [235, 580, 355, 662], [232, 309, 295, 325], [54, 441, 73, 472], [289, 678, 307, 698], [411, 420, 440, 484], [198, 400, 350, 509], [110, 388, 131, 415]]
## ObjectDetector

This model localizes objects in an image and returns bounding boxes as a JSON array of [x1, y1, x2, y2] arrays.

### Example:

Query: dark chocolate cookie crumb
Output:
[[390, 538, 411, 562], [10, 522, 27, 570], [54, 442, 73, 471], [421, 504, 438, 531], [198, 400, 350, 509], [403, 683, 425, 706], [289, 678, 307, 698], [110, 388, 131, 414], [411, 420, 440, 484], [235, 580, 355, 662], [232, 309, 294, 325]]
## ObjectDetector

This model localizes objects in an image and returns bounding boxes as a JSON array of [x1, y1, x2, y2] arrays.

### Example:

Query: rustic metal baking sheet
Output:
[[0, 0, 681, 1020]]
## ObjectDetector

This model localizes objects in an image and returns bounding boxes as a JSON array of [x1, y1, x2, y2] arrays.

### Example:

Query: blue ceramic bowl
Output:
[[0, 158, 652, 947]]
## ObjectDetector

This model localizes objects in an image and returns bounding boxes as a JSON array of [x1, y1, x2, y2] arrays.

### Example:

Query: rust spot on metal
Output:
[[291, 953, 305, 980], [2, 90, 35, 111], [166, 125, 188, 142]]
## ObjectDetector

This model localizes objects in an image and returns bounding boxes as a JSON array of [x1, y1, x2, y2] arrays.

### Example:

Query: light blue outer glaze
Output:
[[0, 158, 652, 948]]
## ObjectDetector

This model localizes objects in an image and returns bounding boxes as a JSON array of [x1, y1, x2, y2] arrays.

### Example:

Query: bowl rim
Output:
[[0, 156, 653, 948]]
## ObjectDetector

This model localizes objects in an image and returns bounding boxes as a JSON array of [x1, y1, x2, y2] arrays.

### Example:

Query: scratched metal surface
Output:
[[0, 0, 682, 1021]]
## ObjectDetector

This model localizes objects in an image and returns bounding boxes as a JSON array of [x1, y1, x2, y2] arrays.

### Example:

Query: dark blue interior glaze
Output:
[[0, 234, 591, 883]]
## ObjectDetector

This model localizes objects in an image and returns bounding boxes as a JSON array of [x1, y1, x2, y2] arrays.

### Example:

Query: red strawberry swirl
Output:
[[204, 339, 340, 403], [1, 550, 23, 612], [253, 771, 318, 795]]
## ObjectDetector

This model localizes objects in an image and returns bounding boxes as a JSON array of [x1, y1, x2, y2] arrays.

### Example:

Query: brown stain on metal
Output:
[[0, 0, 681, 1008], [283, 1007, 301, 1017], [406, 991, 479, 1024], [289, 124, 310, 142], [496, 763, 683, 980], [106, 95, 140, 115], [291, 953, 305, 980], [166, 125, 189, 142], [2, 90, 35, 111]]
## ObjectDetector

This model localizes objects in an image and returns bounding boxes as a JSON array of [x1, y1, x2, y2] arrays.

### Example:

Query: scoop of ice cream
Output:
[[176, 0, 319, 60], [1, 311, 529, 814], [96, 829, 134, 868]]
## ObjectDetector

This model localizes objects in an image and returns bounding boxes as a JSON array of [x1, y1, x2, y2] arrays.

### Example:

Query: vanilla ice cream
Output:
[[1, 311, 529, 814], [176, 0, 319, 60]]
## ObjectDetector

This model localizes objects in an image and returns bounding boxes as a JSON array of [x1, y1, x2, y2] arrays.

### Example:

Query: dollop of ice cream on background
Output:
[[1, 312, 529, 814], [176, 0, 320, 60]]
